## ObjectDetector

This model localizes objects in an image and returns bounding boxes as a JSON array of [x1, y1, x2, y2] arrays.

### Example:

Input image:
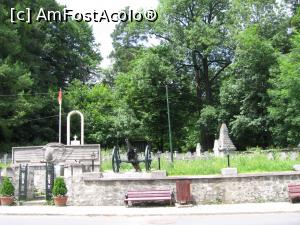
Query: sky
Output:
[[56, 0, 159, 68]]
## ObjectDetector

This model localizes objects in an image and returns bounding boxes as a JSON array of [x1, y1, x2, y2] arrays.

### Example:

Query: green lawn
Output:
[[0, 162, 9, 169], [101, 151, 300, 176]]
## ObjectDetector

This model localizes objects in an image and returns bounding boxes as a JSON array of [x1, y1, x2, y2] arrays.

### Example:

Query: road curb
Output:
[[1, 202, 300, 217], [1, 210, 300, 217]]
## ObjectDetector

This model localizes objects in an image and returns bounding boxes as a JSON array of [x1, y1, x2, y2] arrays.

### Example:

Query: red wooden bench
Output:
[[124, 190, 174, 206], [288, 184, 300, 203]]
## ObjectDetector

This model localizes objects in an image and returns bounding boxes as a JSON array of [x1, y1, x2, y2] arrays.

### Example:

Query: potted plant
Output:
[[0, 177, 15, 206], [52, 177, 68, 206]]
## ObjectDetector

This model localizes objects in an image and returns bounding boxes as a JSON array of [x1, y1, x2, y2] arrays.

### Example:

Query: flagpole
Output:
[[59, 101, 61, 144], [58, 88, 62, 144]]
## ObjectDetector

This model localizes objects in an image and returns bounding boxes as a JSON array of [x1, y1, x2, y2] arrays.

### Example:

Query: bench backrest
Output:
[[127, 190, 172, 198], [288, 184, 300, 193]]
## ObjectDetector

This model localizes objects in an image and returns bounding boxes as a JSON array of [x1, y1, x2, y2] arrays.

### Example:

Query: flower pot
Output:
[[53, 196, 68, 206], [0, 196, 14, 206]]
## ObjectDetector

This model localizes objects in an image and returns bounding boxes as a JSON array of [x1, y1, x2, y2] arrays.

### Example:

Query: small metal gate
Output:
[[176, 180, 192, 204], [45, 162, 55, 201], [18, 164, 28, 200]]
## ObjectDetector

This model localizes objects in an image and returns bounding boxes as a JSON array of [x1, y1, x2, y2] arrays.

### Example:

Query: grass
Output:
[[167, 153, 300, 175], [0, 162, 10, 169], [101, 151, 300, 176]]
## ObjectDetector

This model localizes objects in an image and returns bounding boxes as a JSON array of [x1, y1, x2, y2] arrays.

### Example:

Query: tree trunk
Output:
[[158, 130, 164, 152], [194, 68, 202, 104], [202, 57, 212, 104], [192, 50, 203, 107]]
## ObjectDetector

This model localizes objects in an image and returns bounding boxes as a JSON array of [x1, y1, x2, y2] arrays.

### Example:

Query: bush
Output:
[[0, 177, 15, 197], [52, 177, 67, 197]]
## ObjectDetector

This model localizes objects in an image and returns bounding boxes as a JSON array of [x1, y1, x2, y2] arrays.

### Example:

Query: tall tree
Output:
[[220, 26, 276, 149], [115, 47, 195, 151], [0, 0, 101, 152], [268, 33, 300, 146], [152, 0, 233, 106], [109, 0, 290, 150]]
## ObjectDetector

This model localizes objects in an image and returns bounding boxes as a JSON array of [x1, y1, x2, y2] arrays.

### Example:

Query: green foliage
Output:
[[220, 26, 276, 149], [0, 177, 15, 197], [0, 0, 101, 153], [197, 106, 219, 149], [181, 118, 200, 153], [109, 0, 287, 151], [0, 0, 298, 153], [65, 80, 116, 146], [0, 59, 33, 150], [52, 177, 67, 197], [268, 33, 300, 146], [291, 7, 300, 31], [114, 47, 195, 150], [0, 162, 10, 169]]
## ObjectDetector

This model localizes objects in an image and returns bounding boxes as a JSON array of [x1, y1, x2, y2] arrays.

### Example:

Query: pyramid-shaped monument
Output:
[[218, 123, 236, 152]]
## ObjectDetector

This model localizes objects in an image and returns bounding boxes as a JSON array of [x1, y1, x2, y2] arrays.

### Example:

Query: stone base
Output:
[[82, 172, 103, 179], [151, 170, 167, 178], [221, 167, 238, 176], [293, 165, 300, 171]]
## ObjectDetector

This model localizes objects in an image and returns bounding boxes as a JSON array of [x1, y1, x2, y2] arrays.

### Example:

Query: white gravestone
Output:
[[186, 152, 192, 158], [280, 152, 287, 160], [196, 143, 202, 157], [71, 135, 81, 146], [213, 139, 220, 157], [267, 152, 274, 160], [290, 152, 298, 161]]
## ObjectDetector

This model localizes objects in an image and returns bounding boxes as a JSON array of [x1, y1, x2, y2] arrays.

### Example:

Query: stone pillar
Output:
[[27, 167, 35, 200], [11, 165, 35, 200]]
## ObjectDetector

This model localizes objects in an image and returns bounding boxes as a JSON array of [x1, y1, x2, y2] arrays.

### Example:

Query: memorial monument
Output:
[[213, 123, 236, 157]]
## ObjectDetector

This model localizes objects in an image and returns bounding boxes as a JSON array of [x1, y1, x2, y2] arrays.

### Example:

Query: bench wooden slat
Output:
[[127, 193, 171, 196], [124, 189, 173, 206], [125, 197, 171, 202], [127, 195, 171, 198], [127, 192, 171, 195], [289, 187, 300, 190], [288, 185, 300, 187], [127, 190, 171, 193], [288, 185, 300, 188], [289, 189, 300, 193], [289, 193, 300, 197]]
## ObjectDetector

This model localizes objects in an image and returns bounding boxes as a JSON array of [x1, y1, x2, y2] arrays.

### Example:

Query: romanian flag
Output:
[[58, 88, 62, 105]]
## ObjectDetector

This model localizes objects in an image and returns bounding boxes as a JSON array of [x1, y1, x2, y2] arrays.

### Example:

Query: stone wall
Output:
[[65, 171, 300, 206], [12, 144, 101, 164], [10, 143, 101, 199], [9, 162, 100, 200]]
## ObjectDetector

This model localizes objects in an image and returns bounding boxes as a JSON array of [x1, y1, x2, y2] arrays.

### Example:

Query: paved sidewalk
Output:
[[0, 202, 300, 216]]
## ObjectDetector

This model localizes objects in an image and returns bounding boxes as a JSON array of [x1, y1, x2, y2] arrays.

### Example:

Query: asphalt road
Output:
[[1, 213, 300, 225]]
